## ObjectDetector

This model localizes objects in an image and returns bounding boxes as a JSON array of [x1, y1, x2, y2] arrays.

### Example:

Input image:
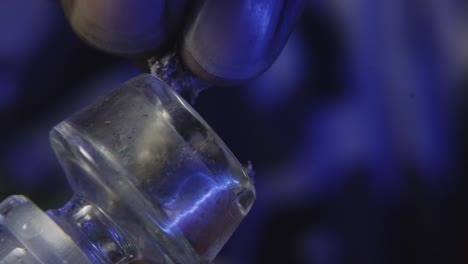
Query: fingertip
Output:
[[181, 0, 305, 86], [62, 0, 182, 56]]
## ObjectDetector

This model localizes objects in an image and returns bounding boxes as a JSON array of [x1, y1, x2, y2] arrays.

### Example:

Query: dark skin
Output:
[[61, 0, 305, 86]]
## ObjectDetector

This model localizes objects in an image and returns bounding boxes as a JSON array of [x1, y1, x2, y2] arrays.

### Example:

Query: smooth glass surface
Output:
[[49, 74, 255, 263], [0, 195, 91, 264]]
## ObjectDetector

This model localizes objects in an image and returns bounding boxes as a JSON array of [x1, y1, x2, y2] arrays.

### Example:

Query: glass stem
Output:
[[47, 196, 138, 264]]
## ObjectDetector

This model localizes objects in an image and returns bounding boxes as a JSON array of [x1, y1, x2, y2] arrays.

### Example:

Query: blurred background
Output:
[[1, 0, 467, 263]]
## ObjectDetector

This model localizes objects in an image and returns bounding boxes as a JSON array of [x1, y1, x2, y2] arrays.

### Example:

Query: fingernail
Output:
[[181, 0, 305, 86]]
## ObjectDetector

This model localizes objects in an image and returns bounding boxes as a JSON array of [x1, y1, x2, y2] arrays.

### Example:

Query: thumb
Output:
[[180, 0, 305, 86], [61, 0, 191, 57]]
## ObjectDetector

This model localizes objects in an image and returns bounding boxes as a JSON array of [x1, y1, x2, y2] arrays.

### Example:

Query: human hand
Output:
[[61, 0, 305, 85]]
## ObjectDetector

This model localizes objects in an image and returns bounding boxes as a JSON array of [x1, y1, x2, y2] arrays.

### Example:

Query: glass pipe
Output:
[[0, 74, 255, 264]]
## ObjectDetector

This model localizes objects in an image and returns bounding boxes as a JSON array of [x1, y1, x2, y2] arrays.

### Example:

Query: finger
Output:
[[61, 0, 191, 57], [181, 0, 305, 86]]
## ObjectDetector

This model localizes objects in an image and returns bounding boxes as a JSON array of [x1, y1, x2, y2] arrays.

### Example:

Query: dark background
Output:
[[1, 0, 467, 263]]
